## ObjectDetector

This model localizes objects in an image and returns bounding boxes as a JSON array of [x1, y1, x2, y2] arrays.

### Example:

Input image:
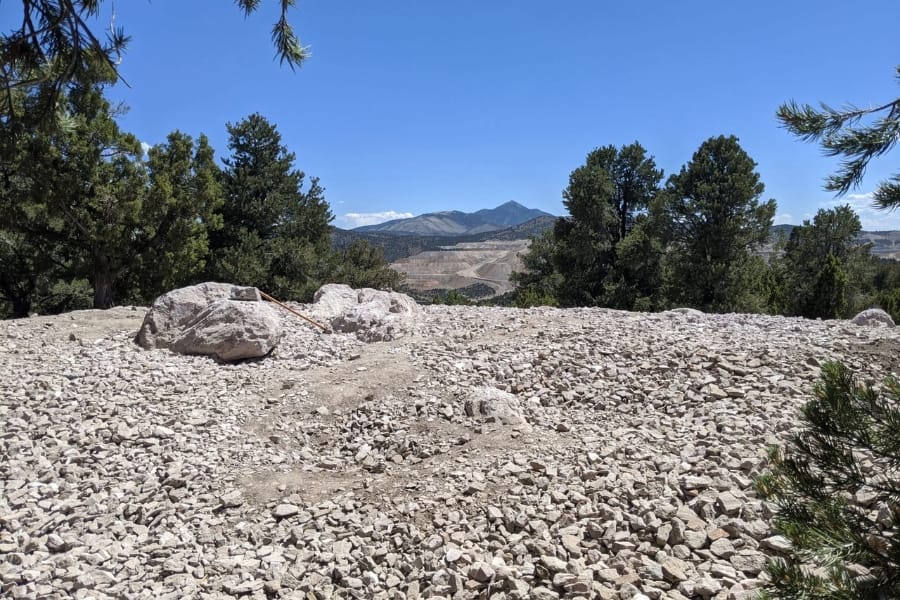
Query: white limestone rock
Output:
[[325, 286, 421, 342], [464, 386, 526, 425], [136, 282, 281, 361], [850, 308, 895, 327]]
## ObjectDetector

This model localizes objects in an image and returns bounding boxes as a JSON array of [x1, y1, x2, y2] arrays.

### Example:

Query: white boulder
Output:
[[464, 386, 526, 425], [136, 283, 282, 361], [310, 284, 362, 319], [315, 285, 421, 342], [850, 308, 895, 327]]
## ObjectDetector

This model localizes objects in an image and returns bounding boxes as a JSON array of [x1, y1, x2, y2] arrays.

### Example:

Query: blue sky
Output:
[[9, 1, 900, 229]]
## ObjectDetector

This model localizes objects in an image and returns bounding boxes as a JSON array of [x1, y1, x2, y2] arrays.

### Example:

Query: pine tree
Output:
[[210, 113, 333, 301], [756, 362, 900, 599], [657, 135, 776, 311], [777, 67, 900, 210], [2, 1, 308, 120], [512, 142, 662, 307]]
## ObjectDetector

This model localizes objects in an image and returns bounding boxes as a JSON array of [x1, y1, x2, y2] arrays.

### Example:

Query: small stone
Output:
[[468, 561, 495, 583], [272, 503, 301, 519], [445, 548, 463, 563], [715, 491, 743, 516], [540, 555, 568, 573], [332, 539, 353, 559], [761, 535, 792, 552], [662, 558, 688, 582], [710, 538, 736, 558], [731, 551, 767, 575]]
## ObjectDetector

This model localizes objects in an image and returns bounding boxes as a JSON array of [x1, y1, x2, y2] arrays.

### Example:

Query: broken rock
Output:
[[321, 285, 421, 342]]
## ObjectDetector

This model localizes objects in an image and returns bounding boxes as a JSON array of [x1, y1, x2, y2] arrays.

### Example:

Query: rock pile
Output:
[[1, 302, 897, 599]]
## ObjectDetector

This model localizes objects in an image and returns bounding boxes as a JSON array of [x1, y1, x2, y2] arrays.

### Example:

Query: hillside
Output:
[[332, 215, 557, 263], [391, 239, 530, 296], [354, 201, 554, 236], [3, 302, 897, 598], [335, 218, 899, 300]]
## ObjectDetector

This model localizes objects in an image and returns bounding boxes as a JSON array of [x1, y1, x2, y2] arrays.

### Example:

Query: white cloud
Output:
[[820, 191, 900, 230], [775, 213, 794, 225], [140, 141, 151, 157], [337, 211, 414, 228]]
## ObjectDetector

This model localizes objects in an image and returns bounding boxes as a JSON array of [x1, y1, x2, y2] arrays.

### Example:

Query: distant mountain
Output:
[[469, 202, 553, 228], [332, 215, 557, 262], [470, 215, 557, 241], [354, 201, 554, 236]]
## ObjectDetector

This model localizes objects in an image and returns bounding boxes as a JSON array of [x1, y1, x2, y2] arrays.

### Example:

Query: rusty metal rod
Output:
[[259, 290, 328, 332]]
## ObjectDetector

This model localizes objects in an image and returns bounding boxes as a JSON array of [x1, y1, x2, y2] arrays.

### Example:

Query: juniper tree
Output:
[[777, 205, 869, 319]]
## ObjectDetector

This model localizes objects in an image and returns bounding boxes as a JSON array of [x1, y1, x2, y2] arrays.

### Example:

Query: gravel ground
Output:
[[1, 303, 897, 600]]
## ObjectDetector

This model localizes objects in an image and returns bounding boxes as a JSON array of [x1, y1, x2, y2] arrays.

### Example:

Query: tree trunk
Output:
[[92, 270, 116, 309], [11, 296, 32, 318]]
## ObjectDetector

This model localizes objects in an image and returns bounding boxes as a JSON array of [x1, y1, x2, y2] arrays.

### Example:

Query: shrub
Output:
[[756, 362, 900, 599]]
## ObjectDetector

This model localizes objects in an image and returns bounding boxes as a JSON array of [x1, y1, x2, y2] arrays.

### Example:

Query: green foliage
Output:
[[0, 75, 223, 312], [209, 113, 333, 302], [777, 66, 900, 210], [332, 240, 404, 291], [756, 362, 900, 599], [777, 206, 867, 319], [656, 135, 776, 311], [1, 1, 125, 120], [811, 254, 850, 319], [720, 254, 775, 314], [512, 287, 559, 308], [512, 142, 663, 308], [602, 214, 666, 311], [554, 142, 663, 306], [875, 286, 900, 323], [131, 132, 223, 298], [433, 289, 473, 306], [509, 229, 564, 305]]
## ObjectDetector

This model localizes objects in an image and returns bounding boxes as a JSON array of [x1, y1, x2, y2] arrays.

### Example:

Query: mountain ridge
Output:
[[353, 201, 554, 236]]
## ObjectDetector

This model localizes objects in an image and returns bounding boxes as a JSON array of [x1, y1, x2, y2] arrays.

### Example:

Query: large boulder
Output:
[[850, 308, 895, 327], [310, 284, 362, 319], [314, 284, 420, 342], [464, 387, 527, 425], [136, 283, 283, 361]]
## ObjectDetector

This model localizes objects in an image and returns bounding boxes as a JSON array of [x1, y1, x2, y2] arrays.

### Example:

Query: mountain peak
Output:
[[496, 200, 525, 209], [354, 202, 555, 236]]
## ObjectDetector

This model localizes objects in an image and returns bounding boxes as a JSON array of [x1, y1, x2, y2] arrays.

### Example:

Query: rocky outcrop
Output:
[[136, 282, 282, 361], [851, 308, 895, 327], [314, 284, 421, 342]]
